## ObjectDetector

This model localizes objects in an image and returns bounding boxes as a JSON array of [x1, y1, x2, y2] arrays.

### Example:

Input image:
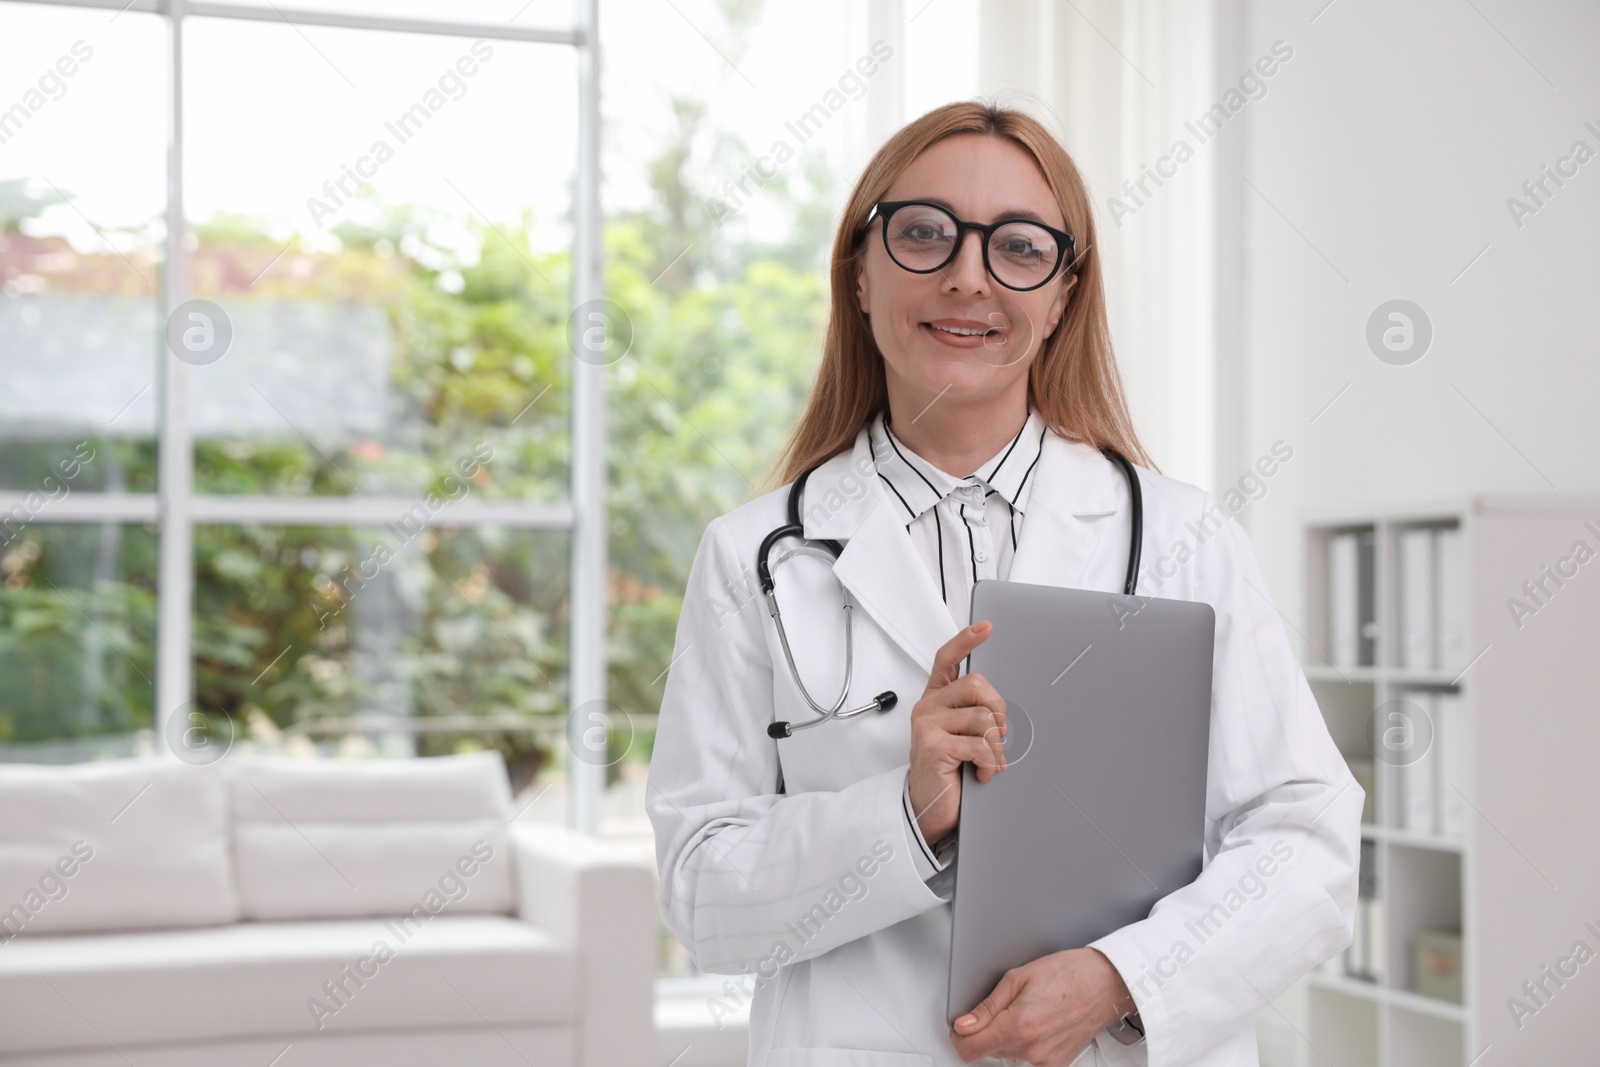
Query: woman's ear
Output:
[[856, 266, 871, 315], [1044, 273, 1078, 336]]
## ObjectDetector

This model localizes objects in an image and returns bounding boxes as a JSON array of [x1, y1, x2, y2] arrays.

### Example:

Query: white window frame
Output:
[[0, 0, 609, 834]]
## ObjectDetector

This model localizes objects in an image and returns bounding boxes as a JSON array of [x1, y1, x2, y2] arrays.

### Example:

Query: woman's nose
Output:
[[940, 229, 991, 294]]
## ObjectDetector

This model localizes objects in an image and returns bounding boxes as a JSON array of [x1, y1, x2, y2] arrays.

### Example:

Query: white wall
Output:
[[1238, 0, 1600, 626]]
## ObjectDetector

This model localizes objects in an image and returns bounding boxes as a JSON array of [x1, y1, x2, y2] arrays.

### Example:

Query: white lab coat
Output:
[[647, 423, 1362, 1067]]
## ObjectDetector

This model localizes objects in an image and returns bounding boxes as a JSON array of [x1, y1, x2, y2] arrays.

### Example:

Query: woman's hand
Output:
[[907, 620, 1008, 847], [949, 947, 1136, 1065]]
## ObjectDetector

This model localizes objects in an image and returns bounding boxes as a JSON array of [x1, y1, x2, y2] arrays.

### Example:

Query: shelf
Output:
[[1360, 823, 1468, 854], [1306, 970, 1384, 1004], [1304, 665, 1380, 684], [1388, 984, 1468, 1024], [1303, 665, 1467, 687], [1305, 972, 1467, 1024], [1296, 497, 1600, 1065]]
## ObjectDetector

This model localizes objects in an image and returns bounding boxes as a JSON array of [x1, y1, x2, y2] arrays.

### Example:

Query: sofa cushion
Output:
[[225, 751, 515, 921], [0, 759, 238, 938], [0, 1025, 577, 1067], [0, 915, 577, 1055]]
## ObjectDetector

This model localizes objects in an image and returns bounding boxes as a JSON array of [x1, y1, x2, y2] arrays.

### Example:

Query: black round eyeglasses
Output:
[[862, 200, 1078, 292]]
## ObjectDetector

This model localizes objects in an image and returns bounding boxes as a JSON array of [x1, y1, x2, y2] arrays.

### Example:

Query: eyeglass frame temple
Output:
[[862, 199, 1079, 291]]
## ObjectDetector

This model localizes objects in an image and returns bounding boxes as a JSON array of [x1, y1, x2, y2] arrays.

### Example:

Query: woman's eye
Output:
[[904, 223, 943, 241], [997, 239, 1044, 259]]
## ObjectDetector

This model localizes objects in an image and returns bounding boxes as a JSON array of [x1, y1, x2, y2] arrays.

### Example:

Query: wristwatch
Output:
[[1107, 1011, 1145, 1046]]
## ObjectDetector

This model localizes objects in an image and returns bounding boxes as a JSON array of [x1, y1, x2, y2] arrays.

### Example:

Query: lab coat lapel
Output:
[[1005, 430, 1125, 591], [800, 425, 1129, 673], [830, 496, 957, 675], [802, 430, 954, 675]]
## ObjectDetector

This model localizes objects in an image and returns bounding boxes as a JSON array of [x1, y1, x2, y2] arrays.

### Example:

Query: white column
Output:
[[865, 0, 905, 151]]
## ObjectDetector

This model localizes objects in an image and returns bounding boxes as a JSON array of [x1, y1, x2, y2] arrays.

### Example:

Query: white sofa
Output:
[[0, 751, 656, 1066]]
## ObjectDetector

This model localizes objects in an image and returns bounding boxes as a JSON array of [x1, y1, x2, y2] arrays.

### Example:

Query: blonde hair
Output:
[[761, 100, 1156, 492]]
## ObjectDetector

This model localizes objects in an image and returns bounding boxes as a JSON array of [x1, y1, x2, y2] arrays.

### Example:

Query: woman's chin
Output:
[[899, 363, 1015, 405]]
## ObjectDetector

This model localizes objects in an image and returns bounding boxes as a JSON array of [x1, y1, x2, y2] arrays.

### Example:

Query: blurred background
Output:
[[1, 0, 1597, 1064]]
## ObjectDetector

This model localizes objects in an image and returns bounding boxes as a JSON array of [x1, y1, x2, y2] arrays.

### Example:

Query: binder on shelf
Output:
[[1399, 692, 1439, 833], [1357, 531, 1377, 666], [1347, 907, 1368, 978], [1399, 528, 1434, 670], [1346, 839, 1381, 981], [1330, 533, 1359, 668], [1366, 897, 1386, 983], [1435, 691, 1468, 837], [1346, 756, 1376, 825], [1436, 526, 1467, 670]]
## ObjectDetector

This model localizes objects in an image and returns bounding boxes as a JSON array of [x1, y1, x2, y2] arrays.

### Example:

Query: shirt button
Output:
[[975, 549, 989, 563]]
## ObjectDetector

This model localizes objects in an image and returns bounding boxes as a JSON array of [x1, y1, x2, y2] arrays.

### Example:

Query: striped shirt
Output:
[[869, 405, 1048, 629], [877, 404, 1047, 891]]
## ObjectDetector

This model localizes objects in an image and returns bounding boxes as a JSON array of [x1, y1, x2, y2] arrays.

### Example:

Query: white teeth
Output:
[[930, 324, 993, 336]]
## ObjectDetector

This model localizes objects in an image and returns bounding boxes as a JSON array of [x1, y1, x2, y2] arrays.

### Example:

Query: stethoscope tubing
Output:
[[760, 440, 1141, 738]]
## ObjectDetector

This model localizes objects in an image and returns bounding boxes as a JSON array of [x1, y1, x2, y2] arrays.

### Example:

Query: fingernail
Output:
[[956, 1014, 975, 1027]]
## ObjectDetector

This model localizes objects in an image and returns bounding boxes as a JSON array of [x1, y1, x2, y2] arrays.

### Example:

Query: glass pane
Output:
[[183, 20, 577, 499], [0, 523, 158, 762], [0, 5, 165, 492], [191, 523, 570, 800]]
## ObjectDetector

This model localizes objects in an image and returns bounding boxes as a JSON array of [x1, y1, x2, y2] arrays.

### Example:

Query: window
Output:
[[0, 0, 608, 829]]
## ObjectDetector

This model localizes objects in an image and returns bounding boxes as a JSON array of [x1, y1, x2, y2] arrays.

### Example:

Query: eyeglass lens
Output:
[[883, 203, 1061, 289]]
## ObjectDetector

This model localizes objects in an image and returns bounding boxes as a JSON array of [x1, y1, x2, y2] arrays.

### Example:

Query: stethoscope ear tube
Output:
[[1098, 446, 1142, 597]]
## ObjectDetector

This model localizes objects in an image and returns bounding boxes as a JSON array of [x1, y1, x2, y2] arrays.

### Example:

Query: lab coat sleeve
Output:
[[902, 773, 956, 900], [647, 516, 948, 976], [1085, 493, 1363, 1067]]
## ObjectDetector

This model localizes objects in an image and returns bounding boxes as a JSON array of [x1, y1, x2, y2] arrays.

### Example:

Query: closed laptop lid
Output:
[[947, 578, 1216, 1022]]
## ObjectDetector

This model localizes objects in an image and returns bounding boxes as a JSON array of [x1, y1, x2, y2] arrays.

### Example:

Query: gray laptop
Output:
[[946, 578, 1216, 1023]]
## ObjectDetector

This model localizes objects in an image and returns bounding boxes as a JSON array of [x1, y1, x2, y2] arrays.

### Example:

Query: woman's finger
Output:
[[924, 621, 992, 694], [924, 686, 1007, 737], [928, 673, 1006, 723]]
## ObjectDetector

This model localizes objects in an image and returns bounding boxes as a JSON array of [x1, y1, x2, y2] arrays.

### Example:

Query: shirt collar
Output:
[[869, 406, 1047, 525]]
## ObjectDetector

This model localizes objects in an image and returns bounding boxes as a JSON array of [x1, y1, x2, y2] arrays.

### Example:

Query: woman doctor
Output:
[[646, 102, 1362, 1067]]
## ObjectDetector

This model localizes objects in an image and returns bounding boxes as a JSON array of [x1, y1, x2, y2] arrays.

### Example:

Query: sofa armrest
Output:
[[511, 822, 656, 1067]]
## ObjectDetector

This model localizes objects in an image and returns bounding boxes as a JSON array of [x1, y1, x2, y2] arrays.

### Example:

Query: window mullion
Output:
[[155, 0, 192, 759]]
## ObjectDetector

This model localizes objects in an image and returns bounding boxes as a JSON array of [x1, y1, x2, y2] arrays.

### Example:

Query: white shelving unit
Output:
[[1288, 496, 1600, 1067]]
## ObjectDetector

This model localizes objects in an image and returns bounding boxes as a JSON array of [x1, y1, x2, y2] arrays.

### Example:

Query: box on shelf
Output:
[[1414, 928, 1463, 1003]]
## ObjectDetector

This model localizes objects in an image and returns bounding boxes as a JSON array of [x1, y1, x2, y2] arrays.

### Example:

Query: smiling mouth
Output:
[[923, 322, 1004, 340]]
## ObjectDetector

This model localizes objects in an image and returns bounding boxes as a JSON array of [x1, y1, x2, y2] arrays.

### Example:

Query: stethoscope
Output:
[[759, 444, 1144, 739]]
